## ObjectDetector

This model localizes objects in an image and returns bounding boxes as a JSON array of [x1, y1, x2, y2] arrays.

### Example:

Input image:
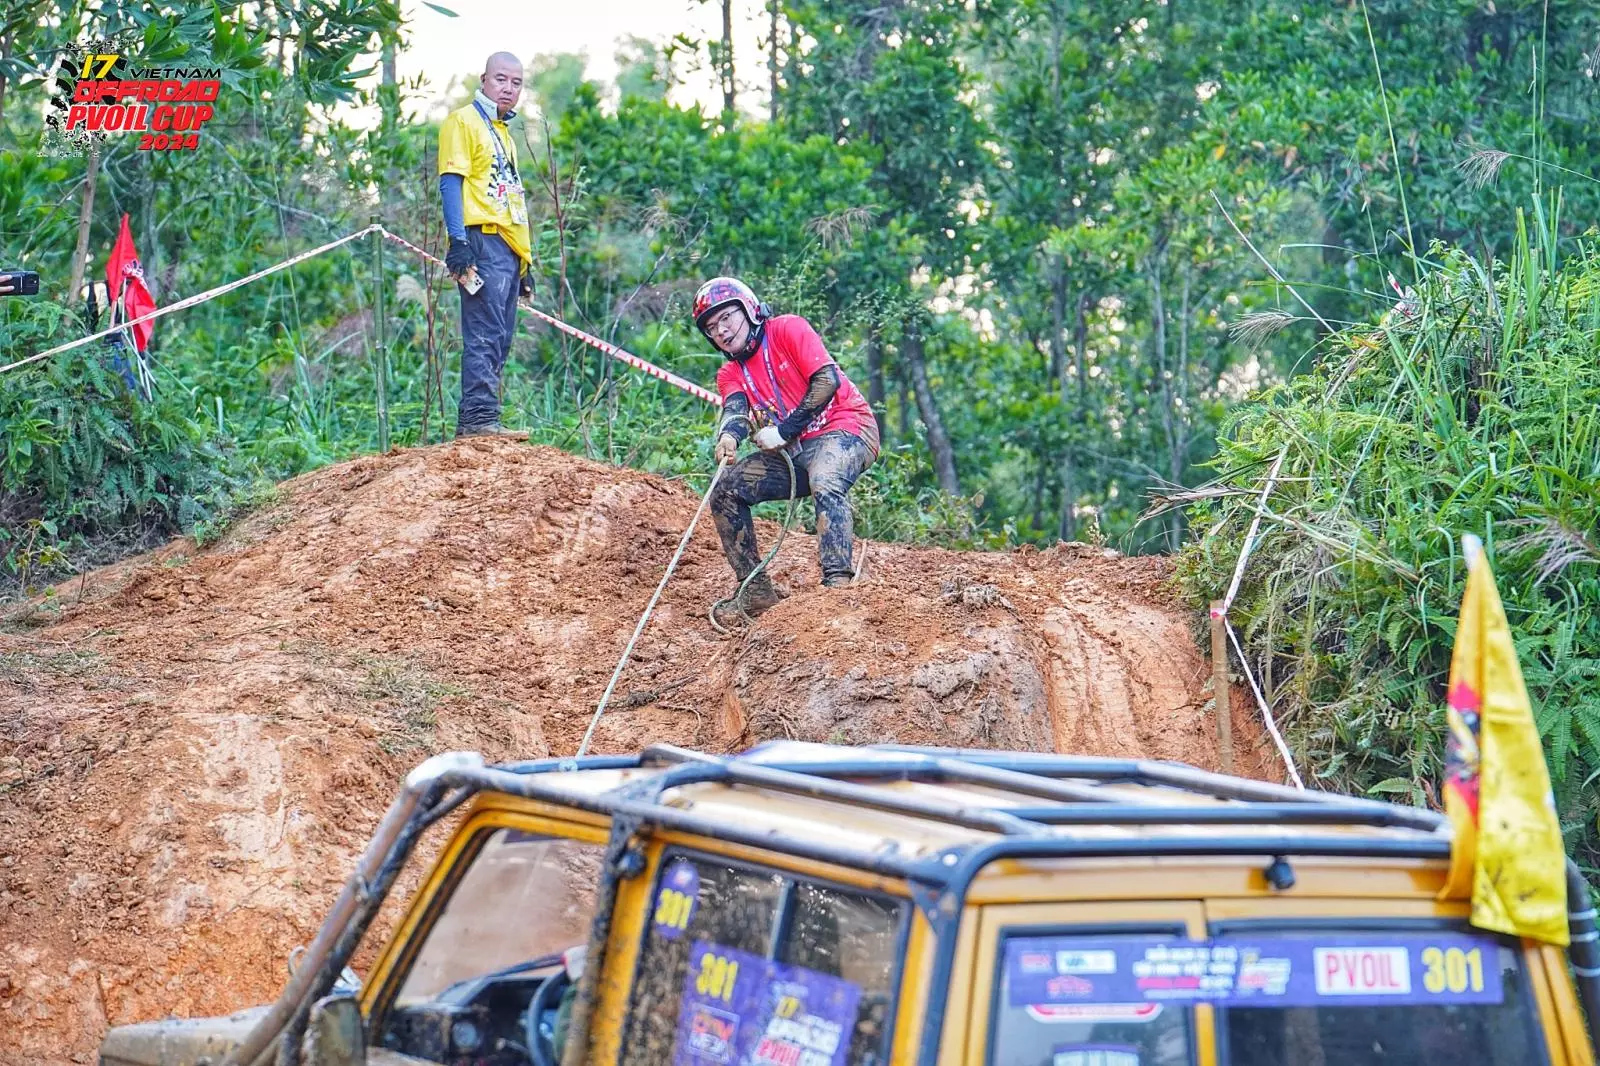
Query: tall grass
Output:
[[1173, 202, 1600, 871]]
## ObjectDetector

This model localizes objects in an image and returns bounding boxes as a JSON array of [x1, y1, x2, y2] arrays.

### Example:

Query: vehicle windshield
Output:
[[991, 926, 1546, 1066], [395, 827, 603, 1004], [621, 851, 908, 1066]]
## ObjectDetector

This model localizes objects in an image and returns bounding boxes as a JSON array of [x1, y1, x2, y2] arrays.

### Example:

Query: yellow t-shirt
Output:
[[437, 96, 532, 268]]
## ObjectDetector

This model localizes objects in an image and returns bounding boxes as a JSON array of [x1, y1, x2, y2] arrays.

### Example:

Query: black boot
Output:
[[712, 574, 784, 628]]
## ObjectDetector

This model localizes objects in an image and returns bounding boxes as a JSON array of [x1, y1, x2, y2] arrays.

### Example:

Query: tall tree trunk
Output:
[[768, 0, 780, 123], [380, 34, 397, 220], [141, 153, 160, 300], [68, 146, 99, 303], [1051, 258, 1071, 539], [0, 33, 11, 128], [1050, 260, 1067, 384], [865, 333, 887, 443], [1170, 267, 1193, 546], [1150, 257, 1180, 552], [903, 319, 959, 494], [721, 0, 736, 115], [1059, 452, 1076, 541], [1032, 461, 1046, 534], [1075, 291, 1090, 395], [897, 363, 911, 442], [1059, 293, 1090, 540]]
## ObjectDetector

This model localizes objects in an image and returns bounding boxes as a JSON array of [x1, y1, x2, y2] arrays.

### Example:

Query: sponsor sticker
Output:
[[1004, 932, 1502, 1008], [1313, 947, 1412, 996]]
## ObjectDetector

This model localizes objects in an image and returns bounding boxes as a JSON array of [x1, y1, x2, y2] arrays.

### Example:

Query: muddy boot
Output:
[[456, 422, 511, 438], [822, 573, 853, 589], [712, 575, 784, 628]]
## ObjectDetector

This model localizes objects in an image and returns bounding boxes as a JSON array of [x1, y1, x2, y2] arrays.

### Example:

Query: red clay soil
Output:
[[0, 438, 1282, 1063]]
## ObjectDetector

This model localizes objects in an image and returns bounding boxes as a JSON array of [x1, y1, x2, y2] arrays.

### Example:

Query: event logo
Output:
[[45, 37, 224, 155]]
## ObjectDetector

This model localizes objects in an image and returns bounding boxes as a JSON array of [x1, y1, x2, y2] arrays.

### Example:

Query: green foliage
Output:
[[1173, 205, 1600, 867], [0, 299, 243, 578]]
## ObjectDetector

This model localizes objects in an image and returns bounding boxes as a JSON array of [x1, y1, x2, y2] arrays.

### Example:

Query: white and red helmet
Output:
[[692, 277, 770, 341]]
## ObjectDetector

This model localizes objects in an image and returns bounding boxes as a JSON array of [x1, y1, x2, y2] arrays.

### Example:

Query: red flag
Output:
[[105, 213, 156, 353]]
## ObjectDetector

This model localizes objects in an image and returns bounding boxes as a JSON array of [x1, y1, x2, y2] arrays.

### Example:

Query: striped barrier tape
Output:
[[376, 228, 722, 407], [0, 225, 380, 376], [3, 224, 724, 411]]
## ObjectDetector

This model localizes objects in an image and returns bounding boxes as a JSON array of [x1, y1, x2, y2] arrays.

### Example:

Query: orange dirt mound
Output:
[[0, 438, 1280, 1063]]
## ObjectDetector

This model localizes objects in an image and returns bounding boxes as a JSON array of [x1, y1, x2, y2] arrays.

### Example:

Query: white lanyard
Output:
[[472, 101, 518, 180]]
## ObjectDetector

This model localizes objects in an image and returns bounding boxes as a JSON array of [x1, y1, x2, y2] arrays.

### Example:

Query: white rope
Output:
[[1210, 191, 1334, 334], [1225, 619, 1305, 789], [576, 457, 730, 757], [1221, 444, 1288, 615], [0, 225, 380, 375]]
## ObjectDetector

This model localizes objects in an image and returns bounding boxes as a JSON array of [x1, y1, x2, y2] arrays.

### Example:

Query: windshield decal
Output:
[[1050, 1045, 1141, 1066], [654, 859, 701, 940], [674, 940, 863, 1065], [1005, 933, 1504, 1009], [1025, 1003, 1163, 1024]]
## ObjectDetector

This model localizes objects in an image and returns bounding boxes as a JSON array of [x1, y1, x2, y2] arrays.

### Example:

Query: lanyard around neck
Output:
[[472, 100, 517, 179], [737, 334, 789, 418]]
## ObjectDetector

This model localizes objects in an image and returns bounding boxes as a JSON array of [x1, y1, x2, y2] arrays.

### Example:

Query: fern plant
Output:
[[1174, 206, 1600, 873], [0, 299, 243, 581]]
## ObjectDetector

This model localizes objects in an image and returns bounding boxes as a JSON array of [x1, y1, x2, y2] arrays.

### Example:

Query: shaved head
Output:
[[480, 51, 524, 117], [485, 51, 522, 76]]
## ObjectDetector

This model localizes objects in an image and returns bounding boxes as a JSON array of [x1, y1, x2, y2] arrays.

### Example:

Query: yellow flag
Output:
[[1437, 534, 1568, 945]]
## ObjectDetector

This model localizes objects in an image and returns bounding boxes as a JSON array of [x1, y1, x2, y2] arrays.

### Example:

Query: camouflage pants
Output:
[[709, 431, 877, 585]]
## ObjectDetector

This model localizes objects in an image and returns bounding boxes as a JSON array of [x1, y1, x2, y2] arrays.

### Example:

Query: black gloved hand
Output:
[[445, 237, 475, 277], [519, 273, 533, 300]]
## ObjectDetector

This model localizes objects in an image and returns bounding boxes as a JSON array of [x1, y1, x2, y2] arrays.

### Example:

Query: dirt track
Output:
[[0, 438, 1280, 1063]]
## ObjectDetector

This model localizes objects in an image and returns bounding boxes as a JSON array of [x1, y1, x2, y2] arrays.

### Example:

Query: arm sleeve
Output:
[[439, 174, 467, 241], [719, 392, 753, 443], [776, 366, 840, 440]]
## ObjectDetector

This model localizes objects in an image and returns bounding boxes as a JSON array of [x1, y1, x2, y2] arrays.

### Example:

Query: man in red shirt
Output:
[[693, 277, 881, 622]]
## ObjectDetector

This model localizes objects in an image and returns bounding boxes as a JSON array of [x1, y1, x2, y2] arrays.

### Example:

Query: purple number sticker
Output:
[[654, 859, 700, 940]]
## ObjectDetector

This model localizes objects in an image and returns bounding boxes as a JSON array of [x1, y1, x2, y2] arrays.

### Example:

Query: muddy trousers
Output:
[[709, 430, 877, 585], [456, 227, 522, 434]]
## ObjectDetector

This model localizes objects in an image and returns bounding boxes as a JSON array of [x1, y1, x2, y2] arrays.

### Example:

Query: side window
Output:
[[621, 858, 785, 1062], [394, 829, 603, 1004], [780, 881, 904, 1062], [622, 853, 907, 1066]]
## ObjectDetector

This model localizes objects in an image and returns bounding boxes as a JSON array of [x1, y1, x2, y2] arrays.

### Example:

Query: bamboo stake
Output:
[[1210, 601, 1234, 775], [371, 213, 391, 453]]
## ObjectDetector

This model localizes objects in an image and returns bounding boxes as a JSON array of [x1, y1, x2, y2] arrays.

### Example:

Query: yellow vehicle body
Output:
[[100, 742, 1600, 1066]]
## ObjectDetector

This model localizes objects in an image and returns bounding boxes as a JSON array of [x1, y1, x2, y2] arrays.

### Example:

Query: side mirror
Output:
[[301, 994, 366, 1066]]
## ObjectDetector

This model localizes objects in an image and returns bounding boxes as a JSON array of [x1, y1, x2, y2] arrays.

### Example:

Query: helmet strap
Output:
[[732, 319, 765, 361]]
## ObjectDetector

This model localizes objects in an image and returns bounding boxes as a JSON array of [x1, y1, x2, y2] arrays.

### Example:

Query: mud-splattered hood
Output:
[[98, 1006, 265, 1065]]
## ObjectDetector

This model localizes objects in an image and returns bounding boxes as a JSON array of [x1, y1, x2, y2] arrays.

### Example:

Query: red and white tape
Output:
[[378, 228, 722, 407], [4, 223, 725, 412], [0, 225, 381, 376]]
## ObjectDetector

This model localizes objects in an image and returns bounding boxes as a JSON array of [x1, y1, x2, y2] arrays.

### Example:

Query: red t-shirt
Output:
[[715, 315, 878, 450]]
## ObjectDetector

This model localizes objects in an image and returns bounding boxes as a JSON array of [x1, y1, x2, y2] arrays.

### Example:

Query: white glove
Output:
[[754, 426, 787, 451], [714, 433, 738, 464]]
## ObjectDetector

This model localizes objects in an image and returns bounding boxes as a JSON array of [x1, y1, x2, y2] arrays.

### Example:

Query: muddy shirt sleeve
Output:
[[719, 390, 753, 442], [776, 365, 840, 441]]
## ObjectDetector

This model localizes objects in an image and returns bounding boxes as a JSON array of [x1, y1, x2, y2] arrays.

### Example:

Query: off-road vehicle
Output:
[[98, 741, 1600, 1066]]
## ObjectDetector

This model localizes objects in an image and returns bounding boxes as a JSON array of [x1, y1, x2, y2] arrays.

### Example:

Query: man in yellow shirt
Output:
[[438, 51, 534, 436]]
